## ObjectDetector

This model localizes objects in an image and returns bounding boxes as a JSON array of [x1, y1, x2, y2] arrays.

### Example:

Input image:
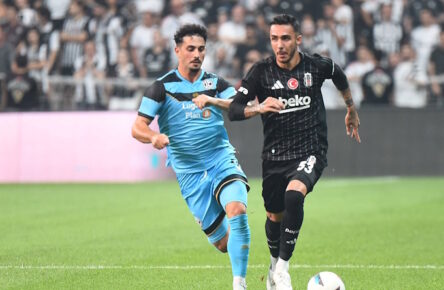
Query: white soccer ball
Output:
[[307, 271, 345, 290]]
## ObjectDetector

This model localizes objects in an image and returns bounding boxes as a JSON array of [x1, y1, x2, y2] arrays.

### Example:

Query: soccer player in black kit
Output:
[[228, 14, 361, 290]]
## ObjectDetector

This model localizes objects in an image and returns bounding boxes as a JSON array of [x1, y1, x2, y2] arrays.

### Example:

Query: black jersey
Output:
[[230, 53, 349, 162]]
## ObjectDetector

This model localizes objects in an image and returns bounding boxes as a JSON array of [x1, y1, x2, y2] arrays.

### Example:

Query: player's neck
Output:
[[276, 51, 301, 71], [177, 66, 201, 83]]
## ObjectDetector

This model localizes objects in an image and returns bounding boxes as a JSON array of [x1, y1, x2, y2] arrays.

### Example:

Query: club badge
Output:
[[304, 72, 313, 88], [203, 79, 214, 90]]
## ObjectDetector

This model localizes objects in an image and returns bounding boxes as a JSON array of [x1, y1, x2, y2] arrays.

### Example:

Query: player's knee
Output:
[[267, 211, 283, 222], [285, 190, 305, 211], [213, 236, 228, 253], [225, 201, 246, 218]]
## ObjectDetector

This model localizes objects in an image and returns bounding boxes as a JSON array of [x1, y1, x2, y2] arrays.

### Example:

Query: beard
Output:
[[280, 46, 297, 63]]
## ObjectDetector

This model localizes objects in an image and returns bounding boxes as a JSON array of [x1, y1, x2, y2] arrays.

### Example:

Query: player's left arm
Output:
[[192, 94, 232, 110], [329, 59, 361, 143]]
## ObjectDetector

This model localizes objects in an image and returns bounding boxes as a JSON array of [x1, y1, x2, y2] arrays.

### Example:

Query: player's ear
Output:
[[174, 45, 180, 55], [296, 34, 302, 45]]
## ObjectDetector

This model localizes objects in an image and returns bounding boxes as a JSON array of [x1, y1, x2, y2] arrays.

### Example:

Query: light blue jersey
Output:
[[138, 69, 237, 173]]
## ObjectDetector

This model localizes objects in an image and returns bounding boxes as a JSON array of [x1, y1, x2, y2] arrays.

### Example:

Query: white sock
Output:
[[270, 256, 278, 271], [233, 276, 246, 285], [275, 258, 289, 272]]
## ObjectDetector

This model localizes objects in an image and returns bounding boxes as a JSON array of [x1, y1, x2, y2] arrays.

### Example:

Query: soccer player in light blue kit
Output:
[[131, 24, 250, 290]]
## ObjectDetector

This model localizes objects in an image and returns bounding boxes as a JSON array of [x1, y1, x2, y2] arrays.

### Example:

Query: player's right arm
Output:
[[228, 63, 284, 121], [131, 80, 169, 150], [132, 116, 169, 149]]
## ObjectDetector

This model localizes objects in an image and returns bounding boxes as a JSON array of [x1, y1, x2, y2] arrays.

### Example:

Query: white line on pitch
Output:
[[0, 264, 443, 270]]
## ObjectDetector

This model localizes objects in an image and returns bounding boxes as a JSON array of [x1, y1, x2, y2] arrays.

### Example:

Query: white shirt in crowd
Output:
[[411, 24, 441, 73], [393, 61, 427, 108], [44, 0, 71, 20], [345, 60, 375, 107]]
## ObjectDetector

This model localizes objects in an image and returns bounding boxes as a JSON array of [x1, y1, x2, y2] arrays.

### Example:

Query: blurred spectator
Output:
[[0, 25, 14, 78], [201, 21, 220, 72], [242, 49, 261, 76], [393, 44, 427, 108], [130, 11, 157, 77], [4, 54, 39, 110], [59, 0, 89, 76], [108, 48, 139, 110], [88, 0, 124, 76], [37, 6, 59, 75], [315, 3, 346, 66], [300, 14, 317, 54], [259, 0, 305, 23], [134, 0, 164, 15], [332, 0, 355, 64], [74, 40, 106, 109], [23, 27, 46, 81], [345, 45, 375, 107], [428, 29, 444, 107], [4, 5, 26, 47], [410, 9, 441, 73], [161, 0, 202, 68], [143, 29, 171, 79], [218, 4, 247, 44], [406, 0, 443, 27], [373, 3, 403, 56], [361, 50, 393, 106], [232, 22, 267, 77], [15, 0, 38, 27], [43, 0, 71, 30], [161, 0, 202, 40]]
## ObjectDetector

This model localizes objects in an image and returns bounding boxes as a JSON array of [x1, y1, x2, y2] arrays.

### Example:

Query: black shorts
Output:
[[262, 155, 326, 213]]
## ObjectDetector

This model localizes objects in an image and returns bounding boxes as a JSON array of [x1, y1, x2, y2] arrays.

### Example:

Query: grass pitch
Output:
[[1, 177, 443, 289]]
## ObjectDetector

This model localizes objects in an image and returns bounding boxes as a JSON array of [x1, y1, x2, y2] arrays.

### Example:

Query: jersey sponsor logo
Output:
[[304, 72, 313, 87], [238, 86, 248, 95], [285, 228, 299, 234], [203, 79, 214, 90], [278, 95, 311, 113], [271, 80, 285, 90], [287, 78, 299, 90]]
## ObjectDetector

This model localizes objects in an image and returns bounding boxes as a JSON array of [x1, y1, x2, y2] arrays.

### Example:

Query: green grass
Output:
[[1, 178, 443, 289]]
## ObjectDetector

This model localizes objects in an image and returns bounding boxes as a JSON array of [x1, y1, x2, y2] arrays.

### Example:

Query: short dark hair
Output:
[[270, 14, 300, 34], [174, 24, 207, 45]]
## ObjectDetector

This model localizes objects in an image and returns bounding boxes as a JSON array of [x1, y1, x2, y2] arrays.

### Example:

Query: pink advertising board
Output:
[[0, 112, 175, 182]]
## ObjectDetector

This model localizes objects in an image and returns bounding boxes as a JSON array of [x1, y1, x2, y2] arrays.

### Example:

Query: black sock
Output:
[[279, 190, 305, 261], [265, 217, 281, 258]]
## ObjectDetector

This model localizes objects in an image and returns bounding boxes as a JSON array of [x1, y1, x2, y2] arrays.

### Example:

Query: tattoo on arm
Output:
[[341, 88, 354, 107]]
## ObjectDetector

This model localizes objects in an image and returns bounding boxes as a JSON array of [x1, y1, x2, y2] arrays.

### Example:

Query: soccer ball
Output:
[[307, 271, 345, 290]]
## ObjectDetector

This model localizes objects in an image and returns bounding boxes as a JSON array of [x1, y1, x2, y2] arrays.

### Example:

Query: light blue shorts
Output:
[[176, 154, 249, 239]]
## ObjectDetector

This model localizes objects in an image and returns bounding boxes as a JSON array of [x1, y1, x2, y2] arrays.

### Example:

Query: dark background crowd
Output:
[[0, 0, 443, 111]]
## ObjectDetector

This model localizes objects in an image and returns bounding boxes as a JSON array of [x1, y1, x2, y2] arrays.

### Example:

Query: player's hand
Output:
[[193, 94, 212, 110], [259, 97, 285, 114], [151, 133, 170, 149], [345, 107, 361, 143]]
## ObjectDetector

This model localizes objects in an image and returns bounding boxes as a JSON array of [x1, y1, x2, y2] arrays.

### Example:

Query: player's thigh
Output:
[[177, 171, 226, 242], [211, 155, 249, 209], [286, 155, 326, 194], [262, 159, 288, 214]]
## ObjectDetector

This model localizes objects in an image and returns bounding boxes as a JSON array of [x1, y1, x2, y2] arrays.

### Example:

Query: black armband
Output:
[[228, 102, 247, 121]]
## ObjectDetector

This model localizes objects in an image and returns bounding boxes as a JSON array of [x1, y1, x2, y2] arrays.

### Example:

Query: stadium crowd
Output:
[[0, 0, 443, 111]]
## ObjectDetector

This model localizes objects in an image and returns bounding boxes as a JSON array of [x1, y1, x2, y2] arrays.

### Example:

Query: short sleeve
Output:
[[138, 81, 166, 119], [216, 77, 236, 99]]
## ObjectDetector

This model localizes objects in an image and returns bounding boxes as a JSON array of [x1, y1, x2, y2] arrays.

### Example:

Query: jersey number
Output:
[[297, 156, 317, 174]]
